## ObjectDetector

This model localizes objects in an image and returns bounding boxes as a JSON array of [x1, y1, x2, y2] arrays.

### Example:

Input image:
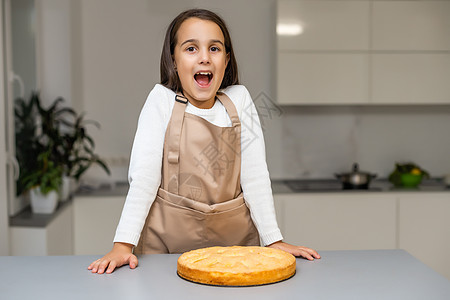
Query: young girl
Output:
[[89, 8, 320, 274]]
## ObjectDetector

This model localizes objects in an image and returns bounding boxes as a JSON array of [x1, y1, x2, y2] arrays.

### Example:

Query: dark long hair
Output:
[[160, 9, 239, 92]]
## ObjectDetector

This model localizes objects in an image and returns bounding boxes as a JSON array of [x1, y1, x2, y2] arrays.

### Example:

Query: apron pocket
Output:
[[147, 195, 206, 253], [157, 187, 246, 214], [204, 202, 260, 247], [141, 188, 260, 253]]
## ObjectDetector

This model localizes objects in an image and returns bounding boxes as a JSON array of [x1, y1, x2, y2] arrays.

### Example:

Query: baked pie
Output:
[[177, 246, 296, 286]]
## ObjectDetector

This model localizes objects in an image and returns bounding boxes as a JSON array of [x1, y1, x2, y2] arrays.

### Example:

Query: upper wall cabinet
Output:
[[278, 52, 370, 104], [278, 1, 370, 51], [372, 1, 450, 51], [277, 0, 450, 105]]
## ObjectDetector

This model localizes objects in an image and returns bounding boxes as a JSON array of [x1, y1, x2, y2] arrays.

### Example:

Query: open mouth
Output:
[[194, 71, 213, 87]]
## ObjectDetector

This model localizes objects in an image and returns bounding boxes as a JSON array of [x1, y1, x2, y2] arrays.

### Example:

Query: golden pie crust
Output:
[[177, 246, 296, 286]]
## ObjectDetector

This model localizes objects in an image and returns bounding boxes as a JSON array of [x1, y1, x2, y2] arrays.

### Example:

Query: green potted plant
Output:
[[34, 95, 110, 200], [15, 93, 110, 211], [32, 95, 76, 201], [15, 93, 68, 212], [22, 148, 63, 213], [14, 93, 44, 197]]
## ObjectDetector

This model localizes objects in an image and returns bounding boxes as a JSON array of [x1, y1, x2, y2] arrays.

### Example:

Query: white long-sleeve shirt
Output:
[[113, 84, 283, 246]]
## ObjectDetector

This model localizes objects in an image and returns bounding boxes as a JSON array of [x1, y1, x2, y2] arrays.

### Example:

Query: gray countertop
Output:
[[272, 178, 450, 194], [9, 198, 72, 228], [10, 179, 449, 228], [74, 178, 450, 196], [1, 250, 449, 300], [75, 181, 130, 197]]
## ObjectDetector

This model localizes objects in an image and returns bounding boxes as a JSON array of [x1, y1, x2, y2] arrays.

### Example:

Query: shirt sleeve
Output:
[[113, 85, 170, 246], [234, 87, 283, 246]]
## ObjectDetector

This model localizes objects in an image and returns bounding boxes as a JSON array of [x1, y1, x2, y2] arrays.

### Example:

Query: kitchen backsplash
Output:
[[271, 105, 450, 180]]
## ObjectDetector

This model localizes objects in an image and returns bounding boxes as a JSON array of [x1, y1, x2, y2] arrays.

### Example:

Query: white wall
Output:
[[36, 0, 72, 107], [39, 0, 450, 182]]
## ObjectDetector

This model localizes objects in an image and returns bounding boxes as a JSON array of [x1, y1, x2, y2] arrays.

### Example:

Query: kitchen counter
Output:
[[271, 178, 450, 194], [9, 178, 448, 229], [9, 198, 72, 227], [69, 178, 450, 197], [75, 181, 130, 197], [1, 250, 449, 300]]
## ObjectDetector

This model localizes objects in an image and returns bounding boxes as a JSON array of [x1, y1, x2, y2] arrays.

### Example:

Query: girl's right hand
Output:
[[88, 242, 138, 274]]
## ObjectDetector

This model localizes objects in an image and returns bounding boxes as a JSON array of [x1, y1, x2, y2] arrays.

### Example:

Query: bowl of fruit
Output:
[[388, 162, 430, 188]]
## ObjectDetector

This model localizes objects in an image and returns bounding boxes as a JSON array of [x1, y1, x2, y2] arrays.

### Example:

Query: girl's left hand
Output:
[[267, 241, 321, 261]]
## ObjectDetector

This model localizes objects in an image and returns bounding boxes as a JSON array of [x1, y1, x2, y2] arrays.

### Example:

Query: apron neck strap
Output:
[[167, 93, 188, 194], [168, 93, 188, 165], [216, 92, 240, 127]]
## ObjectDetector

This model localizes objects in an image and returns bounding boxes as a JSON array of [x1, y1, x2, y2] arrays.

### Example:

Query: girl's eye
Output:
[[210, 46, 220, 52], [186, 46, 196, 52]]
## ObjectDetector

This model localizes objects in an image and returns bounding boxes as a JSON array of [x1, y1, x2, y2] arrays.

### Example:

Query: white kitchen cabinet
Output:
[[274, 191, 450, 281], [274, 193, 397, 251], [73, 195, 125, 255], [277, 53, 369, 105], [398, 193, 450, 280], [273, 193, 285, 235], [371, 54, 450, 104], [277, 0, 370, 51], [277, 0, 370, 105], [10, 202, 73, 256], [370, 0, 450, 104], [277, 0, 450, 105], [372, 1, 450, 51]]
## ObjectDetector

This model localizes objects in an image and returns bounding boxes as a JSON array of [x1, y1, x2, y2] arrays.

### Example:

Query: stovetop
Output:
[[283, 179, 382, 192]]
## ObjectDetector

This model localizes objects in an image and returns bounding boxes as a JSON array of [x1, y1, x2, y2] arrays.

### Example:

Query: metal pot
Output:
[[335, 163, 377, 189]]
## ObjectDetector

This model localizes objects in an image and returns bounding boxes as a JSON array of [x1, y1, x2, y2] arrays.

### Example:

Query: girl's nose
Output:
[[199, 49, 211, 64]]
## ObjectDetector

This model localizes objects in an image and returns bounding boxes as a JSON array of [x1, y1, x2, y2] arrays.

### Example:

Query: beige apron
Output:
[[134, 92, 260, 254]]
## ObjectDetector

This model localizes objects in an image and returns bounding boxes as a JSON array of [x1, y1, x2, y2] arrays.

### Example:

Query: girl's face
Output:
[[173, 18, 229, 109]]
